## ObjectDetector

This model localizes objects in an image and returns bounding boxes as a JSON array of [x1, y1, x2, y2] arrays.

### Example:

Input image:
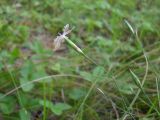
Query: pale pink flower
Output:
[[54, 24, 74, 50]]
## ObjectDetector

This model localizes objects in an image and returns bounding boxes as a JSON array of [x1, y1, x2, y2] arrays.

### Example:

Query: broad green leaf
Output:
[[39, 99, 54, 108], [69, 88, 87, 100], [20, 77, 34, 92], [39, 100, 71, 115], [93, 66, 105, 77], [0, 94, 16, 114], [19, 109, 30, 120], [51, 63, 61, 72], [79, 66, 106, 82], [92, 66, 105, 81], [20, 60, 33, 78], [11, 47, 20, 59], [51, 103, 71, 115], [79, 71, 92, 81], [20, 60, 35, 92], [0, 103, 14, 114], [32, 70, 51, 83]]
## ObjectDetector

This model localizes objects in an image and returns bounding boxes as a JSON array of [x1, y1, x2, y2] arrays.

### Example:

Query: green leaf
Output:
[[20, 60, 33, 78], [119, 83, 136, 95], [130, 69, 142, 88], [92, 66, 105, 81], [20, 60, 35, 92], [39, 100, 71, 116], [93, 66, 105, 77], [29, 40, 50, 55], [19, 109, 30, 120], [0, 94, 16, 114], [11, 47, 20, 59], [51, 103, 71, 116], [79, 66, 106, 82], [20, 77, 34, 92], [79, 71, 92, 81], [69, 88, 87, 100], [39, 99, 54, 108], [51, 63, 61, 72], [0, 103, 14, 114], [32, 70, 51, 83]]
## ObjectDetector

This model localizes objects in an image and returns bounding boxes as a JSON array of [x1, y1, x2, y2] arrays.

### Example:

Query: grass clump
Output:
[[0, 0, 160, 120]]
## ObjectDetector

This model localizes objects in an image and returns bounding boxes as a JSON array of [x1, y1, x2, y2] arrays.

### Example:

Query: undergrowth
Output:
[[0, 0, 160, 120]]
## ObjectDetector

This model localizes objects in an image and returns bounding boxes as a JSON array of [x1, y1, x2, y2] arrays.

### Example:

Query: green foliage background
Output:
[[0, 0, 160, 120]]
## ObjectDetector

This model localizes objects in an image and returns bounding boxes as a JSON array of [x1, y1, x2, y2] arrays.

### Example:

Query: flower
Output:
[[53, 24, 97, 64], [54, 24, 74, 50]]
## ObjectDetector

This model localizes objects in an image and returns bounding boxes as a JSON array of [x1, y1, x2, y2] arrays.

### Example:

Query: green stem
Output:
[[64, 36, 97, 65], [43, 82, 47, 120]]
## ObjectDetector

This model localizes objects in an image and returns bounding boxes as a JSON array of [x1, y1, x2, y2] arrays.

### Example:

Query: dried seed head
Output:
[[54, 24, 74, 50]]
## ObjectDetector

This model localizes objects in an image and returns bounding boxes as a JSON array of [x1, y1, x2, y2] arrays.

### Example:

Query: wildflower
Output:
[[53, 24, 74, 50], [54, 24, 97, 65]]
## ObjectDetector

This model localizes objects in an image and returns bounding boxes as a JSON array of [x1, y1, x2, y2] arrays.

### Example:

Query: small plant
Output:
[[53, 24, 117, 120], [0, 1, 160, 119], [54, 24, 97, 65]]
